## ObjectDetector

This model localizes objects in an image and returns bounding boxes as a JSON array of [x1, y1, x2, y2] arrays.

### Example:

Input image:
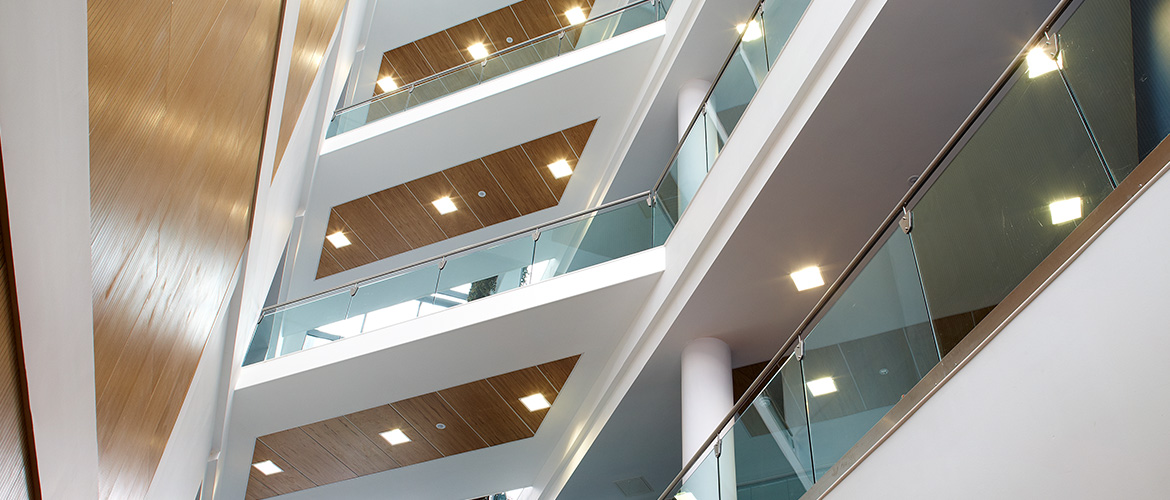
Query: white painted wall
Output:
[[824, 165, 1170, 499], [0, 2, 101, 499]]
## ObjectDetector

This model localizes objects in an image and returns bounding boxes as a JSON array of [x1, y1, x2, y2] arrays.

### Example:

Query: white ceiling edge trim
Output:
[[238, 246, 666, 390], [321, 21, 667, 155], [517, 0, 890, 497]]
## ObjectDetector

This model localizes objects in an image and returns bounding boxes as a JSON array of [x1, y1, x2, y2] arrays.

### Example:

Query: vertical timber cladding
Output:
[[87, 0, 282, 498], [273, 0, 349, 177], [0, 139, 35, 499]]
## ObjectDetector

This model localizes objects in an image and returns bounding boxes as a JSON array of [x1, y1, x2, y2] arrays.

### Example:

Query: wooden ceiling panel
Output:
[[345, 405, 444, 466], [385, 43, 435, 84], [248, 440, 316, 495], [487, 367, 559, 432], [334, 197, 411, 259], [439, 380, 534, 446], [405, 173, 484, 237], [512, 0, 564, 36], [538, 354, 581, 392], [367, 187, 448, 248], [481, 146, 558, 214], [315, 248, 344, 279], [392, 393, 488, 456], [446, 19, 497, 58], [562, 119, 597, 158], [444, 160, 521, 226], [245, 477, 278, 500], [325, 210, 378, 270], [480, 7, 529, 50], [259, 428, 356, 485], [300, 417, 400, 476], [414, 32, 468, 75], [521, 132, 579, 200]]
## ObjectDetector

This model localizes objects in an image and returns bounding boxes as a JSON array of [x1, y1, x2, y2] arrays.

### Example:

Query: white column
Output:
[[681, 337, 737, 499], [676, 79, 711, 213], [681, 337, 733, 459]]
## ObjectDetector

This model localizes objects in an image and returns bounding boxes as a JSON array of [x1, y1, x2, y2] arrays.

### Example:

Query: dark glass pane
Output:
[[910, 66, 1114, 356], [802, 230, 937, 478], [731, 355, 814, 499]]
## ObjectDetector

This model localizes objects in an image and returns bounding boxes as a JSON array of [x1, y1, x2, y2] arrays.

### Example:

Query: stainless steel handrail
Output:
[[333, 0, 661, 118], [654, 0, 1077, 497], [651, 0, 766, 194], [262, 190, 652, 315]]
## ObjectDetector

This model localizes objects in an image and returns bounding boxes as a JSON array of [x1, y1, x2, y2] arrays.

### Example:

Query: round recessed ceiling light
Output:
[[435, 423, 446, 430], [506, 37, 514, 43], [478, 190, 486, 198], [878, 368, 889, 376]]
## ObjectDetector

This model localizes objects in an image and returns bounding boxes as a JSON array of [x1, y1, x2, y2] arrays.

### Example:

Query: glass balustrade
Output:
[[664, 0, 1170, 496], [244, 196, 660, 364], [328, 0, 669, 138]]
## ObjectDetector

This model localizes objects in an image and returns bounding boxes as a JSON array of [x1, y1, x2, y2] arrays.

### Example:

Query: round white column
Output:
[[676, 79, 711, 212], [681, 337, 733, 461]]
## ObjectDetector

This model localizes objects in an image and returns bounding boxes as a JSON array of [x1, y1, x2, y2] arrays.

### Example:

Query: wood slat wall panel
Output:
[[537, 354, 580, 392], [334, 197, 412, 259], [414, 32, 468, 75], [247, 440, 316, 496], [487, 367, 559, 432], [439, 380, 534, 445], [480, 7, 530, 49], [367, 187, 449, 248], [512, 0, 564, 37], [481, 146, 558, 214], [300, 417, 400, 476], [385, 43, 435, 85], [405, 173, 484, 237], [259, 428, 357, 485], [344, 405, 444, 466], [0, 185, 32, 499], [392, 393, 488, 456], [88, 0, 283, 495], [444, 161, 521, 226], [274, 0, 348, 174], [521, 131, 580, 200]]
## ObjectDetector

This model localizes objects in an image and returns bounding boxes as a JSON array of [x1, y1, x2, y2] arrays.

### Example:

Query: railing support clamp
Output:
[[349, 285, 358, 297], [532, 230, 541, 241], [899, 207, 912, 234], [713, 437, 722, 458], [794, 337, 804, 360], [438, 258, 446, 270]]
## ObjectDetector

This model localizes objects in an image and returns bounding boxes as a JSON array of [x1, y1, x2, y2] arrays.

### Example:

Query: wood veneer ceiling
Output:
[[87, 0, 289, 497], [317, 119, 597, 279], [245, 355, 581, 499], [376, 0, 595, 94]]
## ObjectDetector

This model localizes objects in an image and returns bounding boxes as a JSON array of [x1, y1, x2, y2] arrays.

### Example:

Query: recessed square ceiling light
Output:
[[468, 42, 490, 60], [520, 393, 551, 412], [806, 377, 838, 397], [327, 231, 351, 248], [565, 7, 587, 25], [1026, 45, 1061, 78], [790, 266, 824, 291], [380, 428, 411, 445], [548, 159, 573, 179], [252, 460, 283, 475], [1049, 197, 1082, 225], [376, 76, 398, 92], [675, 493, 697, 500], [736, 20, 762, 42], [433, 197, 458, 215]]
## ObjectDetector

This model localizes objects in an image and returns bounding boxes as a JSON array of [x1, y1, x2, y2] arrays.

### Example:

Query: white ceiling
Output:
[[554, 0, 1063, 498]]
